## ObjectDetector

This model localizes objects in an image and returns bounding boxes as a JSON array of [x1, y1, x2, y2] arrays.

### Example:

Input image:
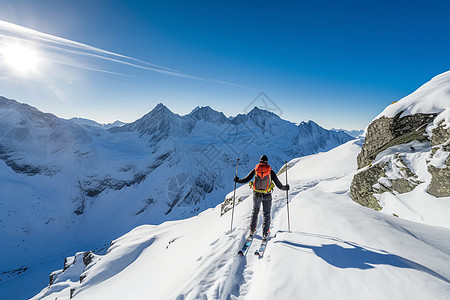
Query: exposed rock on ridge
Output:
[[356, 112, 436, 169], [350, 72, 450, 211]]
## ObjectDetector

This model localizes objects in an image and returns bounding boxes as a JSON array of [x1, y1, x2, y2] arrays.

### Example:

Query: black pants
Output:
[[250, 192, 272, 234]]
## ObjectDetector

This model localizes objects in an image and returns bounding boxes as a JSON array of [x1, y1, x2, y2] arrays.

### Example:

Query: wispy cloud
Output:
[[0, 20, 255, 89]]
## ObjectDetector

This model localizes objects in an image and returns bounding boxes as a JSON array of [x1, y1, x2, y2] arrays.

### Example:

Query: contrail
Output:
[[0, 20, 256, 90], [0, 20, 175, 71]]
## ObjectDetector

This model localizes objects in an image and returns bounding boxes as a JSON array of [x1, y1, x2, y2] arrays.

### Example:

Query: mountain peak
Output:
[[248, 106, 277, 117], [111, 102, 178, 136], [187, 106, 228, 123], [189, 105, 213, 115], [299, 120, 319, 127], [152, 102, 171, 113], [230, 106, 283, 128], [141, 103, 176, 120]]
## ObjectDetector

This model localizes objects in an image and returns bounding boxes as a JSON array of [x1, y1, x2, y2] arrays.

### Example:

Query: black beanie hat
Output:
[[260, 155, 268, 163]]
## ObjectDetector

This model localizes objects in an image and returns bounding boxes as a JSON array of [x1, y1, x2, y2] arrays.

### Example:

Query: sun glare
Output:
[[1, 43, 41, 76]]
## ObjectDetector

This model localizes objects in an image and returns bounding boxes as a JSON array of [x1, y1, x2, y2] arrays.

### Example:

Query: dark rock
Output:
[[83, 251, 94, 266], [63, 257, 73, 271], [350, 163, 386, 211], [427, 121, 450, 197], [80, 274, 87, 283], [431, 120, 450, 146], [49, 272, 57, 285], [428, 162, 450, 197], [357, 112, 437, 169], [351, 153, 424, 210]]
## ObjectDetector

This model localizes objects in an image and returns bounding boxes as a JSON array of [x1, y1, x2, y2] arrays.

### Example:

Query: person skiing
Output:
[[234, 155, 289, 239]]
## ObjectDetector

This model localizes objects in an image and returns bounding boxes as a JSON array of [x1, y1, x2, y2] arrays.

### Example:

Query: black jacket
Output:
[[237, 168, 288, 191]]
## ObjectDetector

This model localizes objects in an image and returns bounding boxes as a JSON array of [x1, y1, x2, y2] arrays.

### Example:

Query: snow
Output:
[[32, 140, 450, 300], [428, 147, 450, 169], [375, 71, 450, 120]]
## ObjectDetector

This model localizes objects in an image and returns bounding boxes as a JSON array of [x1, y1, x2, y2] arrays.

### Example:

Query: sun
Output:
[[0, 42, 41, 76]]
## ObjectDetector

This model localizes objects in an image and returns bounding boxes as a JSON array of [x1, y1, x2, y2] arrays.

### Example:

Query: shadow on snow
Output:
[[274, 231, 450, 284]]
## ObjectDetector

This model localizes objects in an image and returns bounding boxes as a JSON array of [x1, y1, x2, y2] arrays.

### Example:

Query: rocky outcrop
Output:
[[350, 163, 385, 211], [351, 153, 424, 210], [49, 251, 97, 285], [357, 112, 436, 169], [220, 195, 245, 216], [428, 161, 450, 197], [351, 109, 449, 210], [427, 121, 450, 197]]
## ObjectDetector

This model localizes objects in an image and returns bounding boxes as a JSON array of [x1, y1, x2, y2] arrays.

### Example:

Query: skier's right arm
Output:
[[234, 169, 255, 184]]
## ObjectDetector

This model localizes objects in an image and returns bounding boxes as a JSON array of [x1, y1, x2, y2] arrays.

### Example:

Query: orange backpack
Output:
[[251, 163, 274, 193]]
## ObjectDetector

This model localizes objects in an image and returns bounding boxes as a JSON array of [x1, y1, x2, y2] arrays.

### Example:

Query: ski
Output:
[[255, 233, 270, 257], [238, 233, 254, 256]]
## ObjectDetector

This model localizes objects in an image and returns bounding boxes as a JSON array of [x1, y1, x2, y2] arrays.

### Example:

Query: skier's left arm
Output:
[[235, 169, 255, 184], [271, 170, 289, 191]]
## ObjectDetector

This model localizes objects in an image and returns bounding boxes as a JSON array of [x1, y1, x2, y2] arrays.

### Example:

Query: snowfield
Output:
[[33, 140, 450, 300]]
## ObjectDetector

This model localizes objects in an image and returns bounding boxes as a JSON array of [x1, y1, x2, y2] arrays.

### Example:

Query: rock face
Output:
[[427, 121, 450, 197], [350, 152, 425, 210], [356, 113, 437, 169], [350, 72, 450, 211], [350, 163, 386, 211]]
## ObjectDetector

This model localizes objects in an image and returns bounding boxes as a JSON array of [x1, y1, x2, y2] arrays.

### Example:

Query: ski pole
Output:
[[230, 158, 240, 232], [285, 160, 291, 232]]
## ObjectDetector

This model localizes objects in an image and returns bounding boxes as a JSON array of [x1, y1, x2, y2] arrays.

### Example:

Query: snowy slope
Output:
[[33, 140, 450, 300]]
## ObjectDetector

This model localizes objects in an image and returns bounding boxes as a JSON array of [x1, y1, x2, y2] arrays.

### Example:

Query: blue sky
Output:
[[0, 0, 449, 129]]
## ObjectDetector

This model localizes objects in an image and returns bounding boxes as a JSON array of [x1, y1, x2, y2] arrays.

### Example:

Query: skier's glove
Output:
[[284, 184, 290, 191], [234, 176, 240, 183]]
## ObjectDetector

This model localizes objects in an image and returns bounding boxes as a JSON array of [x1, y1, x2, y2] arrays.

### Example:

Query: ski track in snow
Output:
[[172, 182, 313, 300], [227, 180, 318, 300]]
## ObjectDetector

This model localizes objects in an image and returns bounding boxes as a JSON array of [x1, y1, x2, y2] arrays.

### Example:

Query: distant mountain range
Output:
[[70, 117, 125, 129], [331, 128, 364, 138], [0, 96, 354, 220]]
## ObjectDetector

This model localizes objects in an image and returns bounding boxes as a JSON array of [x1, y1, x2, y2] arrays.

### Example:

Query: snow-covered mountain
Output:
[[70, 117, 125, 129], [331, 128, 364, 138], [0, 96, 353, 299], [32, 139, 450, 300]]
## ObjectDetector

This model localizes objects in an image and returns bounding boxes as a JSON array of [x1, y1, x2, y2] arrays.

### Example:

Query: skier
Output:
[[234, 155, 289, 239]]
